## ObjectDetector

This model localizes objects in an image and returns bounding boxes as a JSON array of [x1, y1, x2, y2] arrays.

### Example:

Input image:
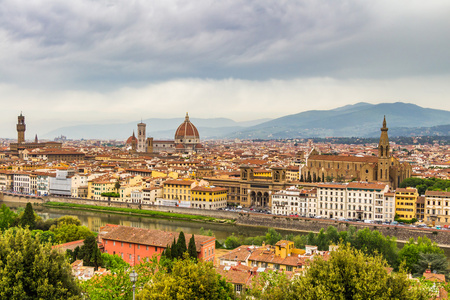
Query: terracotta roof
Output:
[[191, 186, 227, 192], [175, 113, 199, 139], [347, 182, 388, 190], [425, 190, 450, 197], [163, 179, 194, 186], [99, 224, 214, 252], [309, 155, 378, 163]]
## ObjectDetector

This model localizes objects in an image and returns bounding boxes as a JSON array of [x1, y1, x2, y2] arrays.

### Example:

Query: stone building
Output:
[[301, 117, 411, 189], [207, 165, 290, 208]]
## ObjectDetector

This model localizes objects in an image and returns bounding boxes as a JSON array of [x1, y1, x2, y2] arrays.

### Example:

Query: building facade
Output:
[[395, 187, 418, 220], [424, 191, 450, 225]]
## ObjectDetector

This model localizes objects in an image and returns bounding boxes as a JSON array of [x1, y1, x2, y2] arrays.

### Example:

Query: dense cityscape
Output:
[[0, 112, 449, 299]]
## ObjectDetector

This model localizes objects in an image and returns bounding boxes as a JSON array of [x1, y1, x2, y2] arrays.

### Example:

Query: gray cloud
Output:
[[1, 0, 449, 88]]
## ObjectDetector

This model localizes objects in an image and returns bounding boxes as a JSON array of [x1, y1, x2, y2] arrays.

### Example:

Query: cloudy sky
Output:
[[1, 0, 450, 137]]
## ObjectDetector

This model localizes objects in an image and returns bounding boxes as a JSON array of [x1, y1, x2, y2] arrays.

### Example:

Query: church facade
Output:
[[300, 117, 411, 189]]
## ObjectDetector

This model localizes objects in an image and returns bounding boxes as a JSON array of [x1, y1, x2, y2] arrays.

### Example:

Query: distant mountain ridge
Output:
[[43, 102, 450, 140], [227, 102, 450, 139]]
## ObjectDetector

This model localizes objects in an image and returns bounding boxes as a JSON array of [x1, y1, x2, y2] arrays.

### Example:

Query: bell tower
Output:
[[378, 116, 390, 184], [137, 121, 146, 152], [17, 112, 26, 144]]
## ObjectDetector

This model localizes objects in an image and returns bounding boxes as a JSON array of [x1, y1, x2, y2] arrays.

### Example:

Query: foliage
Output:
[[0, 228, 81, 299], [188, 234, 198, 259], [397, 236, 444, 272], [78, 235, 103, 270], [137, 255, 235, 300], [44, 202, 218, 222], [35, 218, 58, 231], [265, 228, 282, 245], [56, 215, 82, 227], [0, 204, 17, 230], [101, 192, 120, 198], [291, 244, 430, 300], [31, 229, 56, 244], [399, 177, 450, 195], [246, 270, 296, 300], [224, 233, 241, 249], [177, 231, 187, 255], [199, 227, 213, 236], [81, 259, 157, 300], [20, 202, 36, 229], [52, 223, 93, 244], [412, 252, 449, 279], [100, 253, 129, 272]]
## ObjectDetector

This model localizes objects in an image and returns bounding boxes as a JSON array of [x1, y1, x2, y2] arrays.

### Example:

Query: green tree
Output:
[[81, 259, 156, 300], [79, 235, 103, 270], [412, 252, 449, 279], [265, 228, 282, 245], [56, 215, 81, 227], [247, 270, 296, 300], [114, 179, 121, 192], [188, 234, 197, 259], [101, 253, 129, 272], [0, 228, 81, 299], [52, 224, 93, 244], [137, 256, 235, 300], [20, 202, 36, 229], [0, 204, 17, 230], [291, 244, 430, 299], [177, 231, 187, 256], [224, 233, 241, 249], [171, 237, 179, 259], [397, 236, 444, 272]]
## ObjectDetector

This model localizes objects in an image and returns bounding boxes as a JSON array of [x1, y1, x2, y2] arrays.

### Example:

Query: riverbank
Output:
[[44, 201, 235, 224]]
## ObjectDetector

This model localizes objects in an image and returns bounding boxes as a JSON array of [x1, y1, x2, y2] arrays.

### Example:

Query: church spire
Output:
[[382, 115, 387, 129]]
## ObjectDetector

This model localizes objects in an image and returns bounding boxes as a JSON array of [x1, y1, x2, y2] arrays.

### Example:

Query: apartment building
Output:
[[162, 179, 196, 201], [190, 186, 228, 210], [317, 183, 347, 219], [395, 187, 418, 220], [13, 172, 31, 194], [271, 186, 316, 217], [424, 191, 450, 225]]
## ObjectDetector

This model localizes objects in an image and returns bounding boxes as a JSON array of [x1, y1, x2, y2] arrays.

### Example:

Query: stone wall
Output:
[[237, 213, 450, 245], [1, 193, 44, 204]]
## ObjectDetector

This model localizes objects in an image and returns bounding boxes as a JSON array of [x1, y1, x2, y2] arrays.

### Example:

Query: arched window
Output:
[[380, 169, 383, 179]]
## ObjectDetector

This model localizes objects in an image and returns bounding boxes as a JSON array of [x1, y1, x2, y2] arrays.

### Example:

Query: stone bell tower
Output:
[[377, 116, 390, 184], [17, 112, 26, 144]]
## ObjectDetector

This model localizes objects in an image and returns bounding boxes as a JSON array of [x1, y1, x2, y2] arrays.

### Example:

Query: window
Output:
[[129, 254, 132, 260], [113, 241, 116, 246], [121, 242, 123, 247], [155, 246, 158, 252], [286, 266, 293, 271]]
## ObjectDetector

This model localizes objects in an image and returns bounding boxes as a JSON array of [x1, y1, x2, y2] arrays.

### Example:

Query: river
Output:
[[5, 201, 450, 259]]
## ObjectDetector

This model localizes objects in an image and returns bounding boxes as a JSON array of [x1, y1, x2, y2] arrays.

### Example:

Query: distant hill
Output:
[[42, 102, 450, 140], [227, 102, 450, 139]]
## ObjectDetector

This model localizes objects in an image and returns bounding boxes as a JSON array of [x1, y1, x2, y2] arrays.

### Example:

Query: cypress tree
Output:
[[177, 231, 187, 257], [20, 202, 36, 229], [188, 234, 197, 259], [171, 238, 179, 259]]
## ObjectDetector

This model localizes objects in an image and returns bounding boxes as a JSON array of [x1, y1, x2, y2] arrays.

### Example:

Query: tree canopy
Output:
[[0, 228, 81, 300], [20, 202, 36, 229], [137, 256, 235, 300]]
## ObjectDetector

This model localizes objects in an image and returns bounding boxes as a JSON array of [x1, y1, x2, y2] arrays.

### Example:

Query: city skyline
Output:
[[1, 1, 450, 135]]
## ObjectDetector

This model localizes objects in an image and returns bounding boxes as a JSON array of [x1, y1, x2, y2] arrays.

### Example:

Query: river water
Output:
[[4, 201, 450, 260]]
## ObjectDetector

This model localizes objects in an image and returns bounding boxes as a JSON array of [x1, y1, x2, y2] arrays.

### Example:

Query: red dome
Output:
[[126, 132, 137, 144], [175, 113, 199, 139]]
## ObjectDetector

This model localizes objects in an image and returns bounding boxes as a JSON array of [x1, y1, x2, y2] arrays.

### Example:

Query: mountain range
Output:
[[43, 102, 450, 140]]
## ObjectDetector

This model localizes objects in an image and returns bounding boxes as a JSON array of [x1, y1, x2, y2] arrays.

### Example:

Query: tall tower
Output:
[[378, 116, 390, 184], [17, 113, 26, 144], [137, 121, 146, 152]]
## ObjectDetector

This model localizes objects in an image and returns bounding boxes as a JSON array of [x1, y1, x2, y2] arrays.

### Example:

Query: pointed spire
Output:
[[382, 115, 387, 128], [132, 130, 136, 137], [35, 134, 38, 143], [185, 112, 189, 121]]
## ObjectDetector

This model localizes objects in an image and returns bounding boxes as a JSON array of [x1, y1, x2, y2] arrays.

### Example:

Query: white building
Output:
[[317, 182, 390, 221], [384, 192, 395, 222], [49, 170, 72, 196], [13, 172, 31, 194], [271, 186, 317, 217], [142, 187, 163, 204]]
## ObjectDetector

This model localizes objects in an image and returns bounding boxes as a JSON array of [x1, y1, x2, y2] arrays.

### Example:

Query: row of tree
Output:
[[399, 177, 450, 195]]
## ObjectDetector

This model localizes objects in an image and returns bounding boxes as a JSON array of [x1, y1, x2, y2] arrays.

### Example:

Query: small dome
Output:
[[175, 113, 199, 140]]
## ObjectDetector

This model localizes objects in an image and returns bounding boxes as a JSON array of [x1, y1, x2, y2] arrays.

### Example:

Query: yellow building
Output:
[[395, 187, 418, 220], [191, 186, 228, 209], [88, 179, 117, 200], [253, 169, 272, 178], [163, 179, 196, 201], [247, 240, 306, 272]]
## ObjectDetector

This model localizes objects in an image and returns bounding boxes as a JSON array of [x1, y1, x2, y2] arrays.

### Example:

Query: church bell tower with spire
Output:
[[378, 116, 390, 184]]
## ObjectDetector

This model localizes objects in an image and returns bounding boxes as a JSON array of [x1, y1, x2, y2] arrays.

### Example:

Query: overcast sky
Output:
[[1, 0, 450, 137]]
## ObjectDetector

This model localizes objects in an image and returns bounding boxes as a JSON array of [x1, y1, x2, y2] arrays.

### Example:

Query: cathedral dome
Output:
[[126, 132, 138, 144], [175, 113, 199, 141]]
